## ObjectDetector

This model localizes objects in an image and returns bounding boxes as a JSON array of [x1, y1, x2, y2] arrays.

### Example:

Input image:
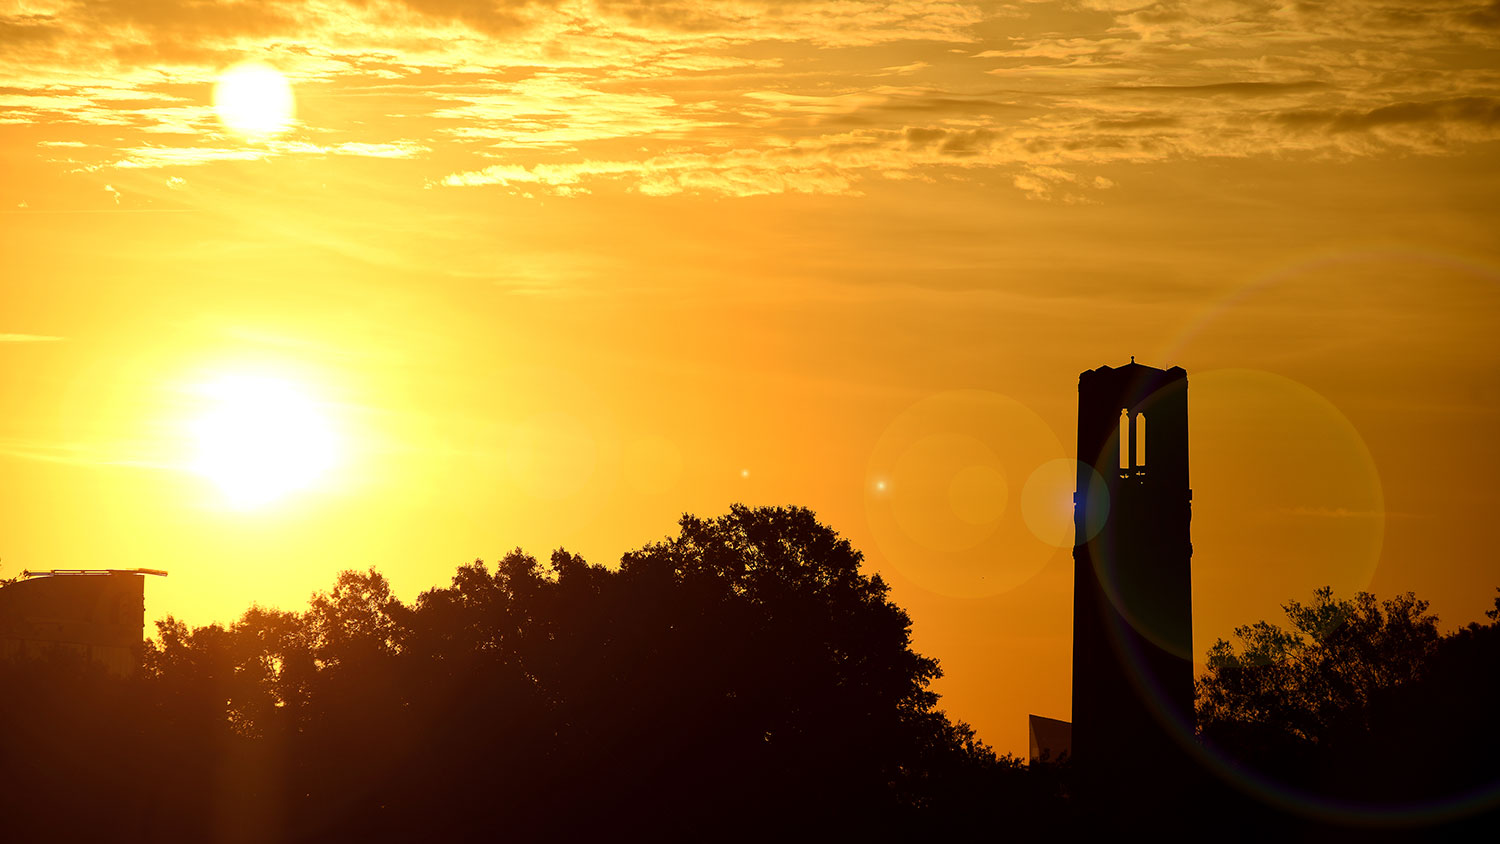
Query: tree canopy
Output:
[[2, 505, 1029, 842], [1197, 586, 1440, 746], [1196, 585, 1500, 821]]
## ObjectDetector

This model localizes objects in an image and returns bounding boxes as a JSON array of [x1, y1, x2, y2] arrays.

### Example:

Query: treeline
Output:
[[0, 506, 1053, 842], [3, 505, 1497, 840]]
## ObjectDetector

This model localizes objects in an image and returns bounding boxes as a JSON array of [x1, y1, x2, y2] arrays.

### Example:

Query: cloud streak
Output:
[[0, 333, 63, 342]]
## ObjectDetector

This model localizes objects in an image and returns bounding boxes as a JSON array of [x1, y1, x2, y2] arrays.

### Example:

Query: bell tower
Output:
[[1071, 360, 1193, 779]]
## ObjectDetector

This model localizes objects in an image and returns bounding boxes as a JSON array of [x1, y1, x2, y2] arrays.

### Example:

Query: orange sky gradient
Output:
[[3, 0, 1499, 758]]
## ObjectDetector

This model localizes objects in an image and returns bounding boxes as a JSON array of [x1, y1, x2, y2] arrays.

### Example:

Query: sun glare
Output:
[[213, 62, 294, 137], [189, 375, 338, 509]]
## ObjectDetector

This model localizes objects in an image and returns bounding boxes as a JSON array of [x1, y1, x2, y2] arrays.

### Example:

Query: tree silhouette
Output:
[[611, 504, 957, 828], [1196, 585, 1500, 829], [2, 506, 1059, 840], [1197, 585, 1439, 747], [389, 504, 1005, 835], [22, 517, 1500, 836]]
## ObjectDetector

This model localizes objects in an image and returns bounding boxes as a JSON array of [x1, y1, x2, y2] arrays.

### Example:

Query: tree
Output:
[[614, 504, 979, 827], [304, 567, 404, 669], [1194, 586, 1500, 827], [1196, 586, 1439, 747], [5, 506, 1034, 841]]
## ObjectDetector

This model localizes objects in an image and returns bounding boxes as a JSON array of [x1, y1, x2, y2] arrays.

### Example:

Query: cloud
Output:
[[0, 13, 65, 47], [1280, 96, 1500, 133], [593, 1, 985, 48], [1087, 115, 1183, 131], [880, 61, 930, 76], [108, 139, 428, 168], [1104, 81, 1332, 97], [433, 76, 721, 147], [1273, 96, 1500, 151], [110, 146, 269, 168], [1010, 164, 1114, 203], [384, 0, 562, 35], [745, 87, 1022, 131], [272, 140, 431, 158], [3, 0, 1498, 198], [440, 147, 863, 197], [0, 438, 172, 470], [0, 334, 64, 342], [439, 125, 1121, 200]]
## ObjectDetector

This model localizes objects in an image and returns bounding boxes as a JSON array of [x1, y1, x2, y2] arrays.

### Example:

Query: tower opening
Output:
[[1119, 409, 1129, 470], [1137, 411, 1146, 467]]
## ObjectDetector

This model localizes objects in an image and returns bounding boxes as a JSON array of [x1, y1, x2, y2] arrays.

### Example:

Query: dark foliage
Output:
[[0, 505, 1053, 842], [1196, 586, 1500, 832], [12, 513, 1495, 839], [1198, 586, 1441, 748]]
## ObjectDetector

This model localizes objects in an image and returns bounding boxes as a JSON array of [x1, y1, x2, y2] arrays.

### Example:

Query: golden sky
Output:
[[3, 0, 1499, 757]]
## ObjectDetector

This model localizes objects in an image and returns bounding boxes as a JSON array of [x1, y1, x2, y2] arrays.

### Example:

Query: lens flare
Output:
[[189, 375, 339, 509], [213, 62, 295, 137], [865, 390, 1066, 598], [1022, 458, 1109, 548]]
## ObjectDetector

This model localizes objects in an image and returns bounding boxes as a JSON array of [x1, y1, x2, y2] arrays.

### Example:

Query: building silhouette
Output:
[[0, 569, 165, 675], [1071, 361, 1193, 784], [1028, 713, 1073, 765]]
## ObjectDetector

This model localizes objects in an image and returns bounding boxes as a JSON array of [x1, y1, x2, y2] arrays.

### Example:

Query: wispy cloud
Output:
[[0, 333, 64, 342], [0, 438, 174, 471]]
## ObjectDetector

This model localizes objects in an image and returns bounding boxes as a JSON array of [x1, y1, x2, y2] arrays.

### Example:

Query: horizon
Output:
[[3, 0, 1499, 761]]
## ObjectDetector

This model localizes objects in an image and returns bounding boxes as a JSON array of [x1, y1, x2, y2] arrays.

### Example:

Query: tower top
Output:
[[1079, 360, 1186, 382], [1080, 358, 1182, 395]]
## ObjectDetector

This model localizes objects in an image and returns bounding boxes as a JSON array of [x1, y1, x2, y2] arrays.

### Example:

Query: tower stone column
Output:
[[1071, 361, 1193, 784]]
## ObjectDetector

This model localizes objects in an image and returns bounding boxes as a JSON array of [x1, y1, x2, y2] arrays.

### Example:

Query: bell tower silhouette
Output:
[[1071, 360, 1193, 781]]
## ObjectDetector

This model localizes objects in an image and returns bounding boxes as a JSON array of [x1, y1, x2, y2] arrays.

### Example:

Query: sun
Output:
[[189, 375, 339, 509], [213, 62, 295, 137]]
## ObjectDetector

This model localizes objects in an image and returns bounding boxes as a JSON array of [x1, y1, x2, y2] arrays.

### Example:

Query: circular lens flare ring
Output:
[[865, 389, 1067, 598]]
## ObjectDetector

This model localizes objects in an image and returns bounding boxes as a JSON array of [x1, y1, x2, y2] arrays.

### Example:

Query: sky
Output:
[[2, 0, 1499, 758]]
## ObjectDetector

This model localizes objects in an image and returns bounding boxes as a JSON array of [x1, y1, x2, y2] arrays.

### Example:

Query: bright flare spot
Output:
[[1022, 458, 1096, 547], [213, 62, 294, 137], [190, 375, 338, 508]]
